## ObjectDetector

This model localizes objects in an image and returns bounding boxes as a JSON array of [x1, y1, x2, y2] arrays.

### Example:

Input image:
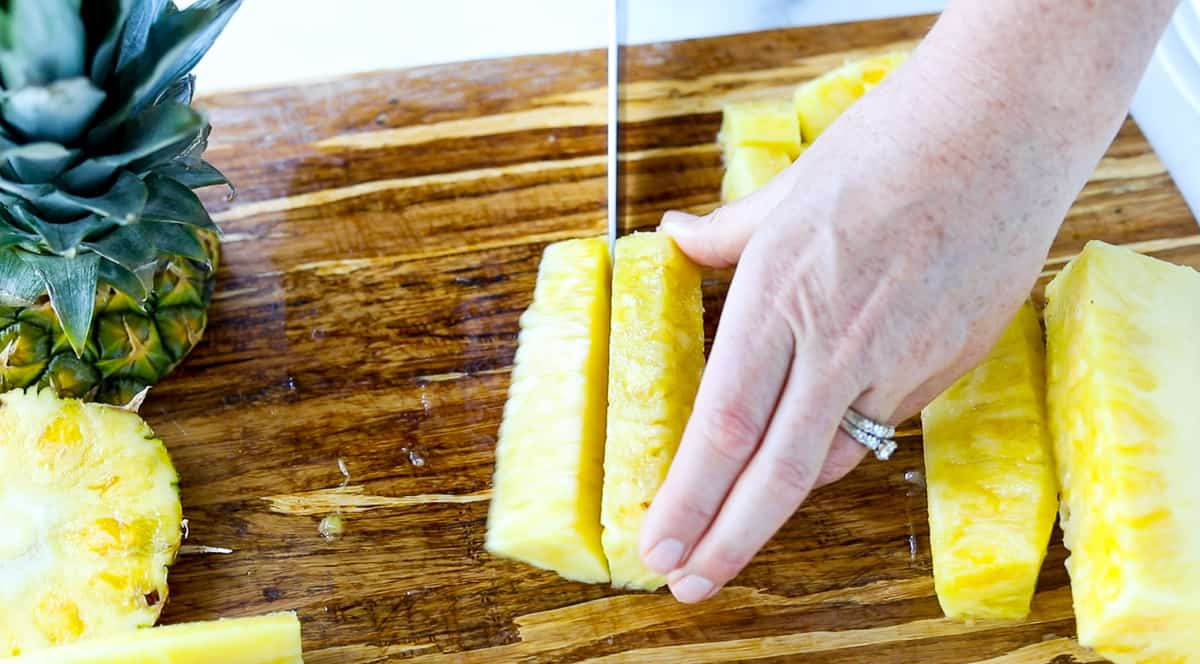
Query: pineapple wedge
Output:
[[602, 232, 705, 590], [718, 100, 803, 159], [921, 301, 1058, 621], [721, 146, 795, 203], [1045, 241, 1200, 662], [486, 237, 611, 583], [793, 51, 909, 142], [0, 389, 182, 657], [15, 612, 302, 664]]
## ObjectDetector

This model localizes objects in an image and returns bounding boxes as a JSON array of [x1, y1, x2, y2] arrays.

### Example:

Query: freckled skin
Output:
[[639, 0, 1183, 604]]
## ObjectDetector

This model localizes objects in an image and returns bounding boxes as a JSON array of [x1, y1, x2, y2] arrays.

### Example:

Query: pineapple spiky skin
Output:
[[793, 52, 909, 142], [0, 1, 242, 405], [14, 612, 302, 664], [1045, 241, 1200, 662], [486, 237, 611, 584], [921, 301, 1058, 621], [602, 232, 704, 590], [0, 388, 182, 657]]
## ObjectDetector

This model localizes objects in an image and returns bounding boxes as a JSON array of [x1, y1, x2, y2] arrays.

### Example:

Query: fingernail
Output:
[[659, 211, 699, 232], [670, 575, 714, 603], [643, 538, 685, 573]]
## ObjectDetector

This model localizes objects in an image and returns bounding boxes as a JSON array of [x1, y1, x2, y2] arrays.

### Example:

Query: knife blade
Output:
[[606, 0, 622, 256]]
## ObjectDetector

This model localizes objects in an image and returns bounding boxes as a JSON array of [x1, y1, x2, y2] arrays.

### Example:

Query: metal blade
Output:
[[606, 0, 622, 256]]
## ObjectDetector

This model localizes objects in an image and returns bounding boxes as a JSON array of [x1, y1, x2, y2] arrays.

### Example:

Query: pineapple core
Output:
[[921, 301, 1058, 620], [1045, 241, 1200, 663], [793, 51, 908, 142], [602, 232, 705, 590], [15, 612, 302, 664], [486, 237, 611, 583], [0, 388, 182, 657]]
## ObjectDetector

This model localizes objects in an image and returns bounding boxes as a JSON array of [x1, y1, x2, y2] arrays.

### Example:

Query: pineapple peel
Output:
[[0, 388, 182, 657]]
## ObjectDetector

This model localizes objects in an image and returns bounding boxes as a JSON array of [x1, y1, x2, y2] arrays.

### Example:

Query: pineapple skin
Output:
[[0, 389, 182, 657], [718, 100, 803, 160], [602, 232, 704, 590], [1045, 241, 1200, 663], [721, 146, 795, 203], [793, 52, 909, 142], [486, 237, 611, 583], [921, 301, 1058, 621], [13, 612, 302, 664]]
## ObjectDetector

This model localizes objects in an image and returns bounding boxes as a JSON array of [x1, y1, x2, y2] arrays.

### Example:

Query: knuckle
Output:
[[768, 453, 819, 496], [702, 408, 763, 464]]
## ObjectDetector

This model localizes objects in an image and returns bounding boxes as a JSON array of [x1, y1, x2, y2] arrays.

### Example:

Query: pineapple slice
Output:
[[721, 146, 795, 203], [0, 389, 182, 657], [15, 612, 302, 663], [793, 51, 909, 142], [718, 100, 803, 159], [486, 237, 611, 583], [1045, 241, 1200, 662], [602, 232, 705, 590], [921, 301, 1058, 621]]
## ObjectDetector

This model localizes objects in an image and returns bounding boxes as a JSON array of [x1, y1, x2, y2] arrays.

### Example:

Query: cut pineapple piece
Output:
[[721, 146, 795, 203], [793, 51, 908, 142], [921, 301, 1057, 621], [602, 232, 705, 590], [1045, 241, 1200, 662], [718, 100, 802, 159], [486, 237, 611, 583], [15, 612, 302, 664], [0, 389, 182, 657]]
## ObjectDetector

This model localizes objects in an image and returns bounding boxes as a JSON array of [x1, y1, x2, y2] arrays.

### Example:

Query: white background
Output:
[[183, 0, 1199, 218]]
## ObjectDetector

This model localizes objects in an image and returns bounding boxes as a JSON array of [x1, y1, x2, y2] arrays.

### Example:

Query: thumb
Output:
[[659, 165, 796, 268]]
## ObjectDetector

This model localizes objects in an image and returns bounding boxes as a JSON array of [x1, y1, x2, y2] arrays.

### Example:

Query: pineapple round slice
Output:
[[0, 388, 182, 657]]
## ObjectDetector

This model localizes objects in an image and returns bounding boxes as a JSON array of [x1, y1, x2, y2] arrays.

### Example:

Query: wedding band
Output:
[[840, 407, 898, 461]]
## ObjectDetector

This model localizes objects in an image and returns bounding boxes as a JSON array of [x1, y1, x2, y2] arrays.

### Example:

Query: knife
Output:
[[606, 0, 622, 256]]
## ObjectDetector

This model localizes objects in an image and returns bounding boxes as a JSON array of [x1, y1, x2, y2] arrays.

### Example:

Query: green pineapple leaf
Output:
[[60, 101, 204, 190], [91, 0, 242, 143], [152, 158, 228, 189], [34, 169, 148, 224], [84, 224, 157, 271], [0, 248, 44, 304], [14, 207, 114, 255], [114, 0, 172, 73], [18, 250, 99, 357], [141, 220, 206, 262], [142, 173, 217, 231], [2, 143, 80, 183], [85, 0, 135, 84], [0, 0, 86, 89], [0, 77, 106, 143], [157, 72, 195, 105], [98, 257, 150, 305]]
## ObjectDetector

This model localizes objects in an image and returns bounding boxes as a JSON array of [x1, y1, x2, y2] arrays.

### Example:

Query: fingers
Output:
[[814, 434, 868, 488], [664, 361, 855, 602], [639, 270, 794, 578], [660, 165, 797, 268]]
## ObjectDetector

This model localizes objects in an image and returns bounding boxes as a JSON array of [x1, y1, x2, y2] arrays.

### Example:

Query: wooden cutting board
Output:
[[150, 13, 1197, 663]]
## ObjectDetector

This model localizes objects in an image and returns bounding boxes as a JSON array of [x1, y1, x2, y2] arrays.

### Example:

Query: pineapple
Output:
[[921, 301, 1058, 621], [0, 388, 182, 657], [486, 237, 611, 583], [0, 0, 243, 406], [14, 612, 302, 664], [721, 146, 794, 203], [601, 232, 704, 590], [793, 51, 908, 142], [717, 100, 803, 160], [1045, 241, 1200, 662]]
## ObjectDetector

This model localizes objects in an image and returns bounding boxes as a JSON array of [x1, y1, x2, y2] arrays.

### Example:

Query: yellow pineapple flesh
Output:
[[15, 612, 302, 664], [721, 146, 795, 203], [1045, 241, 1200, 662], [0, 389, 182, 658], [793, 51, 909, 142], [718, 100, 803, 159], [602, 232, 704, 590], [486, 237, 611, 583], [921, 301, 1058, 620]]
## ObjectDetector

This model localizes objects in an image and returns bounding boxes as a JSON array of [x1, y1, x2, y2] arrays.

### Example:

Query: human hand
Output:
[[636, 0, 1175, 602]]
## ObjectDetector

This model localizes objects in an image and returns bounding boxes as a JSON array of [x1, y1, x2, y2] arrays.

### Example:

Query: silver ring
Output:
[[840, 407, 897, 461]]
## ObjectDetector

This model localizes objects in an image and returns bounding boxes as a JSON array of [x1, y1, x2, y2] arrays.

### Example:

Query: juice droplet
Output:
[[319, 514, 345, 539]]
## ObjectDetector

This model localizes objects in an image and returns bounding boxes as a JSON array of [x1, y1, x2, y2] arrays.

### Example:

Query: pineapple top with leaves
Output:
[[0, 0, 241, 405]]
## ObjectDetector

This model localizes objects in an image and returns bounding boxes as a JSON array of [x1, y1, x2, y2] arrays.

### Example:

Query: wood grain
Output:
[[140, 13, 1198, 663]]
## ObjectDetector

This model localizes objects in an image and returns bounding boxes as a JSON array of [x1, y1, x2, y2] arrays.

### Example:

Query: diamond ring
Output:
[[839, 407, 898, 461]]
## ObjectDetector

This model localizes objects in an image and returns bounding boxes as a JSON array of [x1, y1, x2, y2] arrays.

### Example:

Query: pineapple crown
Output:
[[0, 0, 241, 357]]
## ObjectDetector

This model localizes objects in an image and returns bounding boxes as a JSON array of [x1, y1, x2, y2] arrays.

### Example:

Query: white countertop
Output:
[[190, 0, 1198, 219]]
